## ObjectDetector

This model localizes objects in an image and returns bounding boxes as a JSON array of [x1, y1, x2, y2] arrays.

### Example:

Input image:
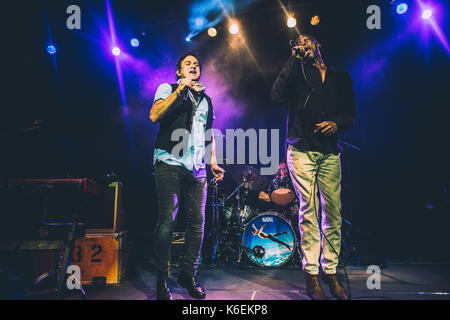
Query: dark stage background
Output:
[[1, 0, 449, 264]]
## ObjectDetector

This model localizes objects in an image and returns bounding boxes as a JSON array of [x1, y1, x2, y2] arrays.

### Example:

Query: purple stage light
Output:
[[422, 9, 432, 20], [112, 47, 121, 56], [416, 0, 449, 54]]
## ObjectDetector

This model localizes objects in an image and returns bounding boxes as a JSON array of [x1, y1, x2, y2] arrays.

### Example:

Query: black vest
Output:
[[154, 84, 214, 158]]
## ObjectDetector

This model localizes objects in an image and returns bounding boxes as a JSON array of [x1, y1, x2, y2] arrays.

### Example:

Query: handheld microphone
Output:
[[289, 40, 306, 58]]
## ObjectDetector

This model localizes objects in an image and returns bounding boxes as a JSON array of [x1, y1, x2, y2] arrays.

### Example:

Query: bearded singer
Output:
[[271, 35, 356, 300], [149, 52, 225, 300]]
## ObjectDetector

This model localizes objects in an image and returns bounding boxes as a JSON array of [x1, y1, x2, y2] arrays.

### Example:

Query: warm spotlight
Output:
[[130, 38, 140, 47], [46, 45, 56, 55], [396, 3, 408, 15], [229, 23, 239, 35], [422, 9, 432, 20], [112, 47, 121, 56], [208, 27, 217, 37], [287, 16, 297, 28], [311, 15, 320, 26]]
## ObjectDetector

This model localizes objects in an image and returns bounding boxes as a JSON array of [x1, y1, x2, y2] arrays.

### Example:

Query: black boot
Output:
[[177, 272, 206, 299], [156, 278, 174, 300]]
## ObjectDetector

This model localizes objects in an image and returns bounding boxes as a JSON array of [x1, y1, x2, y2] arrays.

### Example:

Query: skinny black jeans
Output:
[[153, 161, 207, 279]]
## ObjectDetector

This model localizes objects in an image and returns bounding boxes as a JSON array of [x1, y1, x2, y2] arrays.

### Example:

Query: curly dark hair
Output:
[[175, 51, 202, 80]]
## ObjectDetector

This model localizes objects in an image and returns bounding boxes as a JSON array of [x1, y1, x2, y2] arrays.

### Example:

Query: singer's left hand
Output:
[[315, 121, 338, 135], [191, 80, 205, 93], [211, 164, 225, 182]]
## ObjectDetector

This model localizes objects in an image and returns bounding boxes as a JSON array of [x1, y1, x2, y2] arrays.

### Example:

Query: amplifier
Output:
[[0, 178, 124, 239], [87, 181, 124, 233]]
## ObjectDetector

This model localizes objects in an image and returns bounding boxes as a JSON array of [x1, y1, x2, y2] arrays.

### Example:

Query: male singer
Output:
[[272, 35, 356, 300], [149, 52, 224, 300]]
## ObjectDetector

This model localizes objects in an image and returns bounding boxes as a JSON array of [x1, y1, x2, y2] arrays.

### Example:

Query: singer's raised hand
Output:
[[292, 45, 306, 59], [177, 77, 194, 93], [191, 80, 205, 93]]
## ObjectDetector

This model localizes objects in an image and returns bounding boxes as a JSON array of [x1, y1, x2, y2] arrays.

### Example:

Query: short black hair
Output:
[[176, 51, 202, 80]]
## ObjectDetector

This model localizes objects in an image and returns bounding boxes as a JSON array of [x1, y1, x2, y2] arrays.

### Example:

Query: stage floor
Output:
[[58, 263, 450, 300]]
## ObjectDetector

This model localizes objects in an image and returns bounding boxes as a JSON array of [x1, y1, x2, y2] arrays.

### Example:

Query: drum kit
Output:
[[204, 140, 361, 268], [206, 165, 302, 268]]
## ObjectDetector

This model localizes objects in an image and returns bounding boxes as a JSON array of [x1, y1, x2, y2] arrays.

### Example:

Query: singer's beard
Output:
[[302, 50, 316, 62], [303, 55, 315, 63]]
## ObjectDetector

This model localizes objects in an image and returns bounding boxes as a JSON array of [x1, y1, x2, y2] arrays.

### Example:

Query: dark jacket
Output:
[[154, 84, 214, 157], [271, 56, 356, 154]]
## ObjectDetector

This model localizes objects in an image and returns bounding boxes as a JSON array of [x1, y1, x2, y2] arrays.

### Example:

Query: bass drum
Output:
[[242, 212, 296, 267]]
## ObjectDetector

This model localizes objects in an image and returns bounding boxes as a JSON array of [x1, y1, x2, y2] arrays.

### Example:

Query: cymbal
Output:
[[228, 165, 268, 191]]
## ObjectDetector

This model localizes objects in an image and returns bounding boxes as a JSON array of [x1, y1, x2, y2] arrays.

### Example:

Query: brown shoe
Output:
[[322, 273, 349, 300], [304, 273, 326, 300]]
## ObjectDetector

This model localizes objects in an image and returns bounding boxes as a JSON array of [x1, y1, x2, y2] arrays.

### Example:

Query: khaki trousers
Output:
[[287, 145, 342, 275]]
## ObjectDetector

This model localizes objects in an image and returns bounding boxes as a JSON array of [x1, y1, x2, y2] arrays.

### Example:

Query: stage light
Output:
[[47, 45, 56, 55], [112, 47, 121, 56], [208, 27, 217, 37], [185, 36, 192, 42], [195, 17, 207, 29], [396, 3, 408, 15], [229, 23, 239, 35], [311, 15, 320, 26], [130, 38, 140, 47], [287, 16, 296, 28], [422, 9, 432, 20]]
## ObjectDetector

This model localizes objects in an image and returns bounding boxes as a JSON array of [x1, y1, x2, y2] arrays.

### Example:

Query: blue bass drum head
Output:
[[243, 212, 296, 267]]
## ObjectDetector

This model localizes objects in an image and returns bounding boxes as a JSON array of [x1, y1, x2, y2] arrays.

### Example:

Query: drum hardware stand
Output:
[[209, 178, 220, 265], [208, 178, 250, 267], [25, 215, 87, 299], [220, 175, 254, 225], [208, 177, 238, 266], [236, 245, 245, 265], [219, 181, 246, 207]]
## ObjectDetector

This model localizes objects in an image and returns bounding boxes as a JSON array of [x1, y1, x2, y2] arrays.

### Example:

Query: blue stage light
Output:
[[396, 3, 408, 15], [185, 36, 191, 43], [47, 45, 56, 55], [130, 38, 140, 47]]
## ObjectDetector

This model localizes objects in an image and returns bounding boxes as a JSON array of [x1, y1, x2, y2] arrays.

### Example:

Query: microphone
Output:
[[289, 40, 306, 58], [183, 79, 204, 101]]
